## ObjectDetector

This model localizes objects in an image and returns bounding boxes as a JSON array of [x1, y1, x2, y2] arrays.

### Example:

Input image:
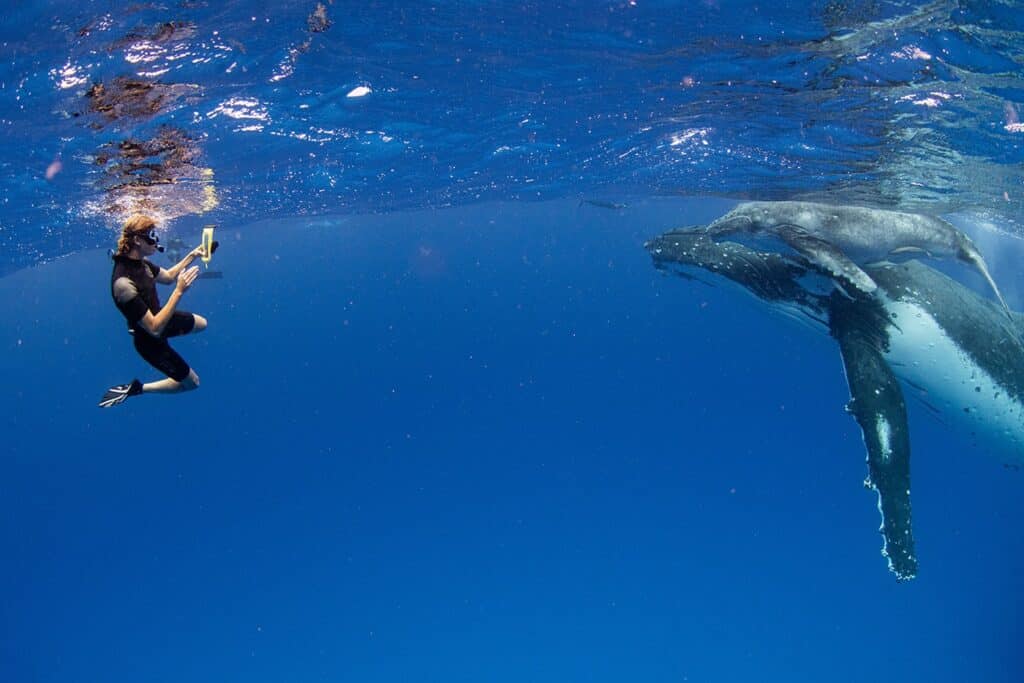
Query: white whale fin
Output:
[[957, 244, 1014, 322], [830, 294, 917, 581], [975, 258, 1013, 322], [774, 227, 878, 295]]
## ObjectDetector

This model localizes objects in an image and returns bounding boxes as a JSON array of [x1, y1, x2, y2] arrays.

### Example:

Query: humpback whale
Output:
[[646, 227, 1024, 580], [704, 201, 1012, 318]]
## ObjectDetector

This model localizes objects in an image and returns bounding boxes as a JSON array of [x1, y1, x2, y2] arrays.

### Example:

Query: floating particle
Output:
[[45, 159, 63, 180]]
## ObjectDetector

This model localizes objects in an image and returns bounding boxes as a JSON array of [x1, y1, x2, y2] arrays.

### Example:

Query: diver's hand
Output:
[[175, 265, 200, 294], [191, 241, 218, 260]]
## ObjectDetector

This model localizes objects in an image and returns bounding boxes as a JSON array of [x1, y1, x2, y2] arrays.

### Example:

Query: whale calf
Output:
[[704, 201, 1011, 318], [646, 227, 1024, 580]]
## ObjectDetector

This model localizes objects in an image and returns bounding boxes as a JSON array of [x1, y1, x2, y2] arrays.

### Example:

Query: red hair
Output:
[[116, 214, 157, 254]]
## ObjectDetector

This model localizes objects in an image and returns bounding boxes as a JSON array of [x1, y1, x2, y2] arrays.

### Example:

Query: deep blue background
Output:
[[3, 1, 1024, 680], [2, 198, 1022, 682]]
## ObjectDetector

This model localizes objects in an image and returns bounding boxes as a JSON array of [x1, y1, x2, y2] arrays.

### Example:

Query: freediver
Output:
[[98, 214, 215, 407]]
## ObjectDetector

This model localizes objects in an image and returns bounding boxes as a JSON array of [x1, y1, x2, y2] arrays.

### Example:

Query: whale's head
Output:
[[705, 202, 777, 236]]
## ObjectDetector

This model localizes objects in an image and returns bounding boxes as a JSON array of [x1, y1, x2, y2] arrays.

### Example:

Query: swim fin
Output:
[[98, 379, 143, 408]]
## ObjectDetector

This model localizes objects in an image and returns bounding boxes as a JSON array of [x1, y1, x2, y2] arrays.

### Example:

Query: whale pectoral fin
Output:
[[830, 295, 917, 581], [960, 248, 1014, 322], [775, 228, 878, 295]]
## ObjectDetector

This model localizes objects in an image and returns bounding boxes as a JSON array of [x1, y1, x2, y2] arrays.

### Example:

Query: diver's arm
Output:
[[157, 246, 205, 283], [137, 266, 200, 337]]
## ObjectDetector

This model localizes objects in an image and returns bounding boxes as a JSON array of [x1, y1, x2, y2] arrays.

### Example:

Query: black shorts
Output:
[[132, 311, 195, 382]]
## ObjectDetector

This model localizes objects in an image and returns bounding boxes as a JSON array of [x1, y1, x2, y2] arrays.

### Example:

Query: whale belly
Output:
[[881, 297, 1024, 463]]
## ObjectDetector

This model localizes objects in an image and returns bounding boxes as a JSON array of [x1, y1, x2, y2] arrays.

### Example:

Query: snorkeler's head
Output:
[[117, 214, 160, 254]]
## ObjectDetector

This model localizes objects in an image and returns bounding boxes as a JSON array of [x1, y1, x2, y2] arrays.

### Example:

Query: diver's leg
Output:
[[102, 332, 202, 407], [141, 369, 200, 394], [133, 334, 198, 394], [162, 311, 205, 337]]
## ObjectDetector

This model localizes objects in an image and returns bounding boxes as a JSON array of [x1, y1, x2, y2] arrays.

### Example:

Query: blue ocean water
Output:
[[2, 2, 1023, 681]]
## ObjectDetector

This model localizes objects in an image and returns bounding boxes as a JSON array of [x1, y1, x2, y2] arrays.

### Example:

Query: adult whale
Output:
[[704, 200, 1012, 319], [646, 227, 1024, 580]]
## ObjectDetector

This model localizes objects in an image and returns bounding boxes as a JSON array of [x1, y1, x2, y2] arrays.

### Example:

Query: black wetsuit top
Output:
[[110, 254, 195, 381], [110, 254, 161, 331]]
